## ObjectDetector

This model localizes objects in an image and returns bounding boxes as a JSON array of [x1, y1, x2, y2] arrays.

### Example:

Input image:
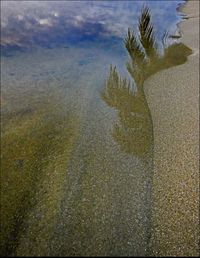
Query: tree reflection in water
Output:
[[102, 6, 192, 159], [101, 6, 192, 254], [102, 65, 153, 157]]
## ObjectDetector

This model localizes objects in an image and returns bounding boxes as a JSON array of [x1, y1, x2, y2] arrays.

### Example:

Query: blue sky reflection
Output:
[[1, 0, 185, 53]]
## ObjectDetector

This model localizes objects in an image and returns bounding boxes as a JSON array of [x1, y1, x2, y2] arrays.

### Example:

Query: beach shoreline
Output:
[[144, 0, 199, 256]]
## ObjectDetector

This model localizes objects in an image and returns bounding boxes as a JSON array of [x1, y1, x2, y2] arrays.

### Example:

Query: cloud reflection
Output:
[[1, 0, 185, 53]]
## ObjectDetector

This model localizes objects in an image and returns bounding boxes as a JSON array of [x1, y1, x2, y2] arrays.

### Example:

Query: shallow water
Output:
[[1, 0, 190, 256]]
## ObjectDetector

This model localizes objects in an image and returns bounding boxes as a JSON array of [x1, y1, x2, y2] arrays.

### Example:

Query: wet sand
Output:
[[1, 1, 198, 256], [1, 47, 152, 256], [144, 0, 199, 256]]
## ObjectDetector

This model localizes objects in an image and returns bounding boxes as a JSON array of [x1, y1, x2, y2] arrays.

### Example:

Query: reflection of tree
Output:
[[101, 7, 192, 255], [102, 66, 152, 157], [102, 6, 192, 158]]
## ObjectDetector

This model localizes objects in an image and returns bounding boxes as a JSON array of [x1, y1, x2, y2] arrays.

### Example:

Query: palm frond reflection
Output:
[[101, 66, 152, 157], [102, 6, 192, 158]]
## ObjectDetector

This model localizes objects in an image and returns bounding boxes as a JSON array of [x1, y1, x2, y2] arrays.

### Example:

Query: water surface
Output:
[[1, 1, 189, 256]]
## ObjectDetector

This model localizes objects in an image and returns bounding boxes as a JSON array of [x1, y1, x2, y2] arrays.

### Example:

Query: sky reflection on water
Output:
[[1, 0, 191, 256], [1, 0, 185, 53]]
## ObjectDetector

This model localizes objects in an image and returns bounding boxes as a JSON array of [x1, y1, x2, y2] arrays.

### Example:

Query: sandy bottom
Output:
[[1, 1, 199, 256], [144, 0, 199, 256], [1, 46, 152, 256]]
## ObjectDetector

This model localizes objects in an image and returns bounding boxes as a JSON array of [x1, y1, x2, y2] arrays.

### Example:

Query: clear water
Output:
[[1, 0, 190, 256]]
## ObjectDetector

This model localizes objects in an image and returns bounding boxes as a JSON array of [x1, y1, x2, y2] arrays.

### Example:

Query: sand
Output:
[[144, 0, 199, 256]]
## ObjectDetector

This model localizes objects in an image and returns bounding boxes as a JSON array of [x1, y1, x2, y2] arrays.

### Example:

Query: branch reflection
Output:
[[102, 6, 192, 158]]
